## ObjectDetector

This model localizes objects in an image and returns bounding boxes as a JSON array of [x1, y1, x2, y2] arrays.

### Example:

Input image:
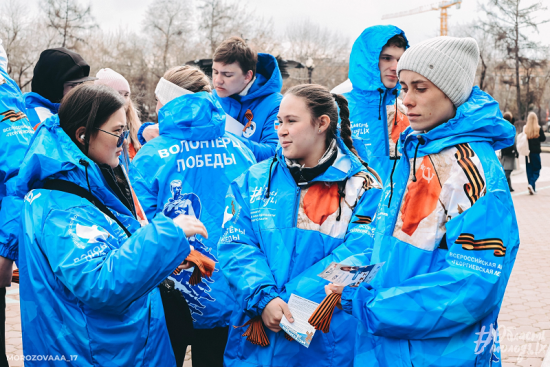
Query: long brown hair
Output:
[[525, 112, 540, 139], [126, 98, 142, 153], [285, 84, 380, 181]]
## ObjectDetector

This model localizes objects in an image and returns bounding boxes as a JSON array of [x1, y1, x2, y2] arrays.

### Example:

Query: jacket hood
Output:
[[10, 115, 132, 217], [24, 92, 60, 114], [158, 91, 226, 141], [348, 25, 408, 92], [238, 53, 283, 102], [400, 87, 516, 157], [31, 48, 94, 103], [275, 137, 365, 183]]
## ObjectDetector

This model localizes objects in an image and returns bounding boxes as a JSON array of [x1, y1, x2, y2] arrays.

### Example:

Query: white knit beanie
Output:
[[95, 68, 131, 94], [397, 36, 480, 107]]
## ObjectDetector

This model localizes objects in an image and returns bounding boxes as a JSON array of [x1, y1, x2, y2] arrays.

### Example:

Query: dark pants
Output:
[[0, 288, 7, 367], [192, 327, 229, 367], [504, 169, 513, 191], [526, 154, 542, 190]]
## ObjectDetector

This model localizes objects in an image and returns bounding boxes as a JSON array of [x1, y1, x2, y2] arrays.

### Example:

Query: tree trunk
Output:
[[479, 54, 487, 90], [514, 1, 521, 120]]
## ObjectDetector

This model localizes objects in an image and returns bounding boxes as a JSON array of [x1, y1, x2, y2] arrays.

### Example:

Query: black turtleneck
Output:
[[286, 140, 338, 186]]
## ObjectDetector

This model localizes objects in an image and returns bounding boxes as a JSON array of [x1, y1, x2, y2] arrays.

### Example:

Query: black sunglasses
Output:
[[95, 128, 129, 147]]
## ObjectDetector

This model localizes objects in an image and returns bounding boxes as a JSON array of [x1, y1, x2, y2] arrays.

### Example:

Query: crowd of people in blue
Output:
[[0, 23, 523, 367]]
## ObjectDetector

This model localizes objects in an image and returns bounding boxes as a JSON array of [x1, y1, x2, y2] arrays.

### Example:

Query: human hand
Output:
[[324, 284, 344, 310], [142, 124, 159, 142], [173, 246, 195, 275], [261, 297, 294, 332], [0, 256, 13, 287], [172, 215, 208, 239]]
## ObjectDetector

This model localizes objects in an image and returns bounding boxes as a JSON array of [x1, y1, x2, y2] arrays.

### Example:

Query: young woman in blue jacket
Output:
[[218, 84, 383, 367], [17, 84, 205, 366]]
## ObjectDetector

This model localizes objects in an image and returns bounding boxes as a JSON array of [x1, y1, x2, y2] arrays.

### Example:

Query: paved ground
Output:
[[3, 154, 550, 366]]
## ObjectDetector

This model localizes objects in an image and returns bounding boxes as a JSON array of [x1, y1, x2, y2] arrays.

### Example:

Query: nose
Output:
[[214, 74, 223, 86], [402, 90, 414, 109], [390, 59, 398, 71]]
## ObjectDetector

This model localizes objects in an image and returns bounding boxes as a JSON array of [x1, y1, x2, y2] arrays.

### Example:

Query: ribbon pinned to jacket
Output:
[[173, 250, 216, 286], [307, 292, 342, 333]]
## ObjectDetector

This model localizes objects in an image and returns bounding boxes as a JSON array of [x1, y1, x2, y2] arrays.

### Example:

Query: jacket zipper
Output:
[[292, 187, 300, 226]]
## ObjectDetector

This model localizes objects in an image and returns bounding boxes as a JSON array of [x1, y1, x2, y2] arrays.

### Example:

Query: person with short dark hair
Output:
[[25, 47, 97, 129], [211, 36, 281, 162], [333, 26, 409, 185], [138, 37, 281, 162], [15, 84, 201, 366]]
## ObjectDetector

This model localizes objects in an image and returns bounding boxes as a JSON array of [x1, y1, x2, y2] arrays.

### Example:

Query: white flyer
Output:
[[279, 294, 319, 348], [225, 113, 243, 137], [318, 262, 384, 287]]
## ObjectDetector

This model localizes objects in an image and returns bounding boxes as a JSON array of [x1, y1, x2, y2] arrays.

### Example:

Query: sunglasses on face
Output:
[[95, 128, 129, 147]]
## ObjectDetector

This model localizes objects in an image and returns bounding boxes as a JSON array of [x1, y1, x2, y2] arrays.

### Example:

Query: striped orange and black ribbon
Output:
[[455, 144, 485, 206], [1, 110, 27, 123], [242, 109, 254, 132], [173, 250, 216, 285], [308, 292, 342, 333], [352, 215, 372, 225], [234, 316, 295, 346], [456, 233, 506, 257]]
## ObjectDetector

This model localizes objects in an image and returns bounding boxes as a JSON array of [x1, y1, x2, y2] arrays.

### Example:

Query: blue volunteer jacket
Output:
[[213, 53, 282, 162], [130, 92, 256, 329], [341, 87, 519, 367], [0, 52, 35, 261], [24, 92, 60, 129], [344, 25, 409, 184], [16, 116, 190, 366], [218, 140, 383, 367]]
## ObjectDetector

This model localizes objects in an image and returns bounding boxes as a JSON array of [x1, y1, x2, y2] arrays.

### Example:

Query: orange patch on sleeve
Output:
[[303, 182, 341, 226], [400, 156, 442, 236]]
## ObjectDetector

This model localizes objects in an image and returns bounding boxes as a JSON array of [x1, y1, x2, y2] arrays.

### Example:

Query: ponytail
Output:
[[285, 84, 380, 181]]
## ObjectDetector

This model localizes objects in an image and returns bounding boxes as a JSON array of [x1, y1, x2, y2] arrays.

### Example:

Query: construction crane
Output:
[[382, 1, 462, 36]]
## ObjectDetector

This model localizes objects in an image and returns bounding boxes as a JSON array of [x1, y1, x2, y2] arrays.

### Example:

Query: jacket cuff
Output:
[[247, 287, 279, 318], [0, 246, 17, 262], [137, 122, 154, 145], [341, 286, 358, 315]]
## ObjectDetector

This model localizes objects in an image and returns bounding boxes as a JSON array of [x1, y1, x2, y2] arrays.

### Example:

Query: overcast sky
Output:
[[87, 0, 550, 49]]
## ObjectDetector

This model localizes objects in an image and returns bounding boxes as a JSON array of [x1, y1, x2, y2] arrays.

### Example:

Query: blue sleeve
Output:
[[280, 184, 382, 302], [341, 191, 519, 340], [137, 122, 154, 146], [239, 108, 278, 162], [129, 157, 159, 221], [0, 195, 23, 261], [217, 178, 279, 318], [39, 206, 191, 311]]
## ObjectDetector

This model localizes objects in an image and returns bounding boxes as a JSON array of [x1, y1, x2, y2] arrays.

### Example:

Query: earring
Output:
[[318, 129, 321, 133]]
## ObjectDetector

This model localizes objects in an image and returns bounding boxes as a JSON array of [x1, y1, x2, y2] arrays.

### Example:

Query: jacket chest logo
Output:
[[1, 109, 27, 123], [242, 109, 256, 138]]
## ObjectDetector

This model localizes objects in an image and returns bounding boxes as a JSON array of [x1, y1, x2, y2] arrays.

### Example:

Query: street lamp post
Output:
[[306, 57, 315, 84]]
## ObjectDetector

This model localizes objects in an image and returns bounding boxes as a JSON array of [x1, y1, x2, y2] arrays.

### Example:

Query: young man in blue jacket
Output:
[[25, 47, 97, 129], [139, 37, 282, 162], [334, 25, 410, 185], [327, 36, 519, 367], [0, 39, 35, 366]]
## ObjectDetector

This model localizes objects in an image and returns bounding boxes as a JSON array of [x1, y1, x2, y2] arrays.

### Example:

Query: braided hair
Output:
[[285, 84, 363, 166]]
